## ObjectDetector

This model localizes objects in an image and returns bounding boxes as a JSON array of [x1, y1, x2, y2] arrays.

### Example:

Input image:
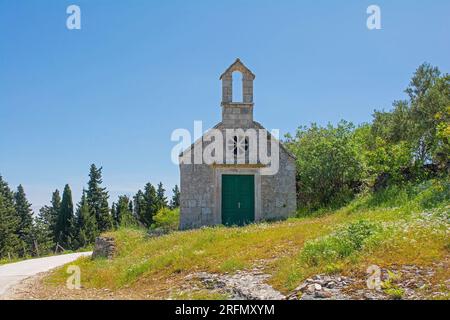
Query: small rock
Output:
[[306, 284, 316, 294], [294, 283, 308, 292], [315, 291, 332, 299]]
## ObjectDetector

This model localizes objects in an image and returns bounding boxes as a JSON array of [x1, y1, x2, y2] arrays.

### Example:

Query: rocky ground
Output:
[[4, 260, 448, 300], [184, 260, 449, 300]]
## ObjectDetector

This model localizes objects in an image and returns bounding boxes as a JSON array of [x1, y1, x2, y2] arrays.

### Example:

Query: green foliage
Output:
[[382, 271, 404, 299], [384, 287, 405, 300], [50, 190, 61, 240], [151, 207, 180, 231], [415, 179, 450, 209], [300, 220, 380, 267], [0, 176, 21, 259], [14, 185, 34, 256], [56, 184, 75, 249], [134, 183, 159, 227], [76, 191, 98, 248], [114, 195, 137, 228], [169, 185, 180, 209], [87, 164, 112, 232], [288, 63, 449, 212], [33, 211, 55, 255], [347, 179, 450, 214], [286, 121, 362, 210], [156, 182, 168, 210]]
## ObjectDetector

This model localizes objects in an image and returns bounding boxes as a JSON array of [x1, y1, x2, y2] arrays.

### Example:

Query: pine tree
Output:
[[0, 176, 21, 259], [86, 164, 112, 232], [75, 191, 98, 248], [38, 189, 60, 245], [33, 209, 55, 256], [56, 184, 75, 249], [170, 185, 180, 209], [156, 182, 168, 210], [14, 185, 34, 256]]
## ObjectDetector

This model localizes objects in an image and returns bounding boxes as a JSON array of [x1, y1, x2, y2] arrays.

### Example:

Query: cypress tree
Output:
[[56, 184, 75, 249], [86, 164, 112, 232], [14, 185, 34, 256], [0, 176, 21, 259], [50, 190, 61, 240], [170, 185, 180, 209], [156, 182, 168, 210]]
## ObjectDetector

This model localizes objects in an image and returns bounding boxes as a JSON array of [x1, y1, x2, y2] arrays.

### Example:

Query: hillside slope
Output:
[[16, 179, 450, 300]]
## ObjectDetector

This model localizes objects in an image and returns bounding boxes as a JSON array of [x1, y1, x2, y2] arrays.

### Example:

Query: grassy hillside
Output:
[[45, 179, 449, 299]]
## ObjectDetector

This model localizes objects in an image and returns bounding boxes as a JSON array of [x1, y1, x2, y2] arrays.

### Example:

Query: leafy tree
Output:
[[76, 191, 98, 248], [156, 182, 168, 209], [370, 63, 449, 172], [86, 164, 112, 232], [152, 207, 180, 231], [56, 184, 75, 249], [372, 100, 412, 144], [286, 121, 363, 210], [0, 176, 21, 258], [169, 185, 180, 209], [14, 185, 34, 256]]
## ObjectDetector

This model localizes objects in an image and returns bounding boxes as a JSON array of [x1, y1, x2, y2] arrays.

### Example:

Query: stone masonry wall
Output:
[[179, 121, 297, 230]]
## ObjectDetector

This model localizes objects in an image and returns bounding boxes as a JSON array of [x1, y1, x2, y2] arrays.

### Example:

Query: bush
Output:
[[300, 220, 380, 266], [151, 207, 180, 231], [285, 121, 363, 210], [416, 179, 450, 209]]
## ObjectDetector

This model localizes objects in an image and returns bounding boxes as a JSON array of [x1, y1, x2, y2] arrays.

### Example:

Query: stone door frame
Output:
[[213, 168, 262, 225]]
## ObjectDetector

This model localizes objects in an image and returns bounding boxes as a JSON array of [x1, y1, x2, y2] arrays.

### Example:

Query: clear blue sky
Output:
[[1, 0, 449, 211]]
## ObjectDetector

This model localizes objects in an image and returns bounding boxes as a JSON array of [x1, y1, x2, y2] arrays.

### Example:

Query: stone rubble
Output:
[[287, 274, 353, 300], [91, 237, 115, 260], [191, 270, 285, 300], [287, 261, 449, 300]]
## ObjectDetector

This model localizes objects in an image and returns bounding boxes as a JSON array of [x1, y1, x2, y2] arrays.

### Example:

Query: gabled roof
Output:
[[219, 58, 256, 80], [179, 121, 296, 160]]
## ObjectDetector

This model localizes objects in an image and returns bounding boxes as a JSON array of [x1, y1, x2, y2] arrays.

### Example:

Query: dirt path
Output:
[[0, 252, 92, 299]]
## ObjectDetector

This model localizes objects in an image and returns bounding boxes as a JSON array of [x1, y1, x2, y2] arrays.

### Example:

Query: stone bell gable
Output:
[[179, 59, 297, 230]]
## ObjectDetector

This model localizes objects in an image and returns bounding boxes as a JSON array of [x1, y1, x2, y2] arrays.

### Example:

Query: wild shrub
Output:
[[151, 207, 180, 231], [300, 220, 380, 266]]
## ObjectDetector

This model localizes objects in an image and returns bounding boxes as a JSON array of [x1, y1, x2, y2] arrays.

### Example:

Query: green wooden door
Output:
[[222, 175, 255, 226]]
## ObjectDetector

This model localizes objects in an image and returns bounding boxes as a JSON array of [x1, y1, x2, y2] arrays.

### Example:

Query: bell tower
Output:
[[220, 59, 255, 128]]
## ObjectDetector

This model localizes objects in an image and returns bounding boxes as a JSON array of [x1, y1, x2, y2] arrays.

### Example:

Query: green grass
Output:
[[45, 179, 449, 298]]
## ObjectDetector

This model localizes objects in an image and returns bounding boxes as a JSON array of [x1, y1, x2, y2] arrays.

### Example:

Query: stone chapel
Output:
[[179, 59, 296, 230]]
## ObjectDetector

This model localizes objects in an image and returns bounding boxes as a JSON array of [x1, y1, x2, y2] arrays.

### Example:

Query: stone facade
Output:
[[179, 59, 297, 230]]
